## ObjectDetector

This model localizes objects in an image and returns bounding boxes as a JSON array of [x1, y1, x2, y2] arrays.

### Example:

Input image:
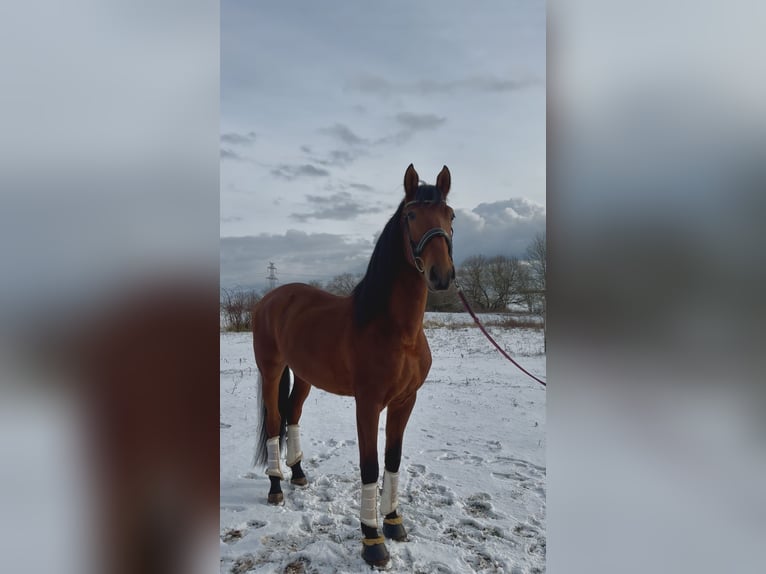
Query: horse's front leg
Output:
[[382, 393, 416, 541], [355, 399, 389, 567]]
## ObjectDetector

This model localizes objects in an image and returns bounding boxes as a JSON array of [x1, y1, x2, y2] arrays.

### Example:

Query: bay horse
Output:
[[251, 164, 455, 566]]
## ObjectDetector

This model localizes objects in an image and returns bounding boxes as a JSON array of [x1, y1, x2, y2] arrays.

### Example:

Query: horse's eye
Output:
[[407, 212, 416, 220], [450, 213, 455, 221]]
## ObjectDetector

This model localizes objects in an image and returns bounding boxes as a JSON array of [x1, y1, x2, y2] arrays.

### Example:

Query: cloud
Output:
[[290, 191, 384, 222], [315, 149, 364, 167], [394, 112, 446, 131], [304, 192, 351, 207], [307, 125, 371, 166], [318, 123, 368, 146], [452, 198, 546, 264], [473, 198, 545, 222], [347, 75, 541, 98], [220, 231, 373, 290], [472, 77, 538, 93], [220, 148, 244, 161], [316, 114, 447, 159], [270, 163, 330, 180], [374, 112, 448, 146], [221, 131, 257, 145], [348, 182, 374, 192]]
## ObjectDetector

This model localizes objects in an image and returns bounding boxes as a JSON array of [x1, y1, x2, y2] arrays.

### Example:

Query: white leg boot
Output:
[[361, 482, 379, 530], [286, 424, 303, 466], [360, 481, 389, 565], [380, 470, 399, 516], [381, 470, 407, 540], [265, 436, 284, 479]]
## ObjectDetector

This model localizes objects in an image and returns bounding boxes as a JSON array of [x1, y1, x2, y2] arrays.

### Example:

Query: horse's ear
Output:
[[404, 163, 419, 201], [435, 165, 451, 198]]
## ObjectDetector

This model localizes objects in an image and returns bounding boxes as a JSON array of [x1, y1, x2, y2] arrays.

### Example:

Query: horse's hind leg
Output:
[[381, 393, 417, 541], [286, 375, 311, 486], [257, 362, 289, 504]]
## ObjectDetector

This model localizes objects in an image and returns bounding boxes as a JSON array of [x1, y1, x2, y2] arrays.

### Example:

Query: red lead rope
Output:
[[454, 282, 547, 388]]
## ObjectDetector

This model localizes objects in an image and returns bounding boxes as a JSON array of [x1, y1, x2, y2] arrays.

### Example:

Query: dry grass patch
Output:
[[424, 315, 543, 330]]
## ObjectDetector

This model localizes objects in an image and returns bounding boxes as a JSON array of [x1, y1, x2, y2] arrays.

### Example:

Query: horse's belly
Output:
[[289, 362, 354, 397]]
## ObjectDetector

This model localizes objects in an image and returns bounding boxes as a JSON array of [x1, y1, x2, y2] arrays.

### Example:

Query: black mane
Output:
[[352, 185, 442, 327], [352, 202, 406, 327]]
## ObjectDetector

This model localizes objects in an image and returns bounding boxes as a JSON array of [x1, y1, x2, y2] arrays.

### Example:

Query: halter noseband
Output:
[[404, 199, 454, 274]]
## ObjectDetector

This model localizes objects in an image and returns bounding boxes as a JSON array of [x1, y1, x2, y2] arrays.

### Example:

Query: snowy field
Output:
[[220, 313, 546, 573]]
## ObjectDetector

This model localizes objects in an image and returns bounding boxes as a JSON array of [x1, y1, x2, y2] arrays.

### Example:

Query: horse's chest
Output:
[[398, 344, 431, 388]]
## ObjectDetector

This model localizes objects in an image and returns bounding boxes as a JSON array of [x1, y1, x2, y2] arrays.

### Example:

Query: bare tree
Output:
[[325, 273, 361, 296], [486, 256, 529, 311], [457, 255, 491, 310], [518, 266, 538, 314], [525, 232, 547, 350], [526, 233, 546, 293], [457, 255, 533, 312], [306, 279, 324, 290], [221, 288, 261, 332]]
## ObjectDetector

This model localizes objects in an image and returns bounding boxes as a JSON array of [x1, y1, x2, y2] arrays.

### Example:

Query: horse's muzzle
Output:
[[428, 265, 454, 291]]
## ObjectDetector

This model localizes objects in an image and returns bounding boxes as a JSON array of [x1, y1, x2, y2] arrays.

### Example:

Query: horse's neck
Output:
[[387, 267, 428, 343]]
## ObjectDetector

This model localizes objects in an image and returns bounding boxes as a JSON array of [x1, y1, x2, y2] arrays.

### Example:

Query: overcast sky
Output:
[[221, 1, 545, 291]]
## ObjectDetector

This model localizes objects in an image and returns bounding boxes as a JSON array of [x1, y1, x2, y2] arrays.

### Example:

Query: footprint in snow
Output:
[[436, 451, 460, 461], [221, 518, 267, 545], [527, 537, 547, 558], [493, 455, 546, 474], [465, 548, 506, 573], [283, 558, 311, 574], [229, 554, 255, 574], [513, 523, 540, 538], [221, 528, 244, 544], [462, 454, 484, 465], [463, 492, 500, 519], [457, 518, 507, 541]]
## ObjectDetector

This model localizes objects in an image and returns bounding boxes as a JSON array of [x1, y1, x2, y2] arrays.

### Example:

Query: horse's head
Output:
[[402, 164, 456, 291]]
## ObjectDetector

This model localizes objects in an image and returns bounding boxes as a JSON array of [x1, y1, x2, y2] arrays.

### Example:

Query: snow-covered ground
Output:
[[220, 313, 546, 573]]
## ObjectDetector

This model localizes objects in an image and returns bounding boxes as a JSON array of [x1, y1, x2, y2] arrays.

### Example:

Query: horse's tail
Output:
[[254, 366, 291, 468]]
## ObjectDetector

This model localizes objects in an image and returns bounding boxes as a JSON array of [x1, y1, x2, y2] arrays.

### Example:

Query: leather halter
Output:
[[404, 199, 454, 274]]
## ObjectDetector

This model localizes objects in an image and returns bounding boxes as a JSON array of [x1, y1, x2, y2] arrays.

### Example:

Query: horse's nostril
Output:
[[428, 267, 451, 291]]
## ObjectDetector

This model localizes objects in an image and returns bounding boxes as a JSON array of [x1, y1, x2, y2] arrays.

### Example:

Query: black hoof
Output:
[[290, 462, 308, 486], [267, 492, 283, 504], [382, 514, 408, 541], [268, 476, 283, 504], [361, 537, 390, 567]]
